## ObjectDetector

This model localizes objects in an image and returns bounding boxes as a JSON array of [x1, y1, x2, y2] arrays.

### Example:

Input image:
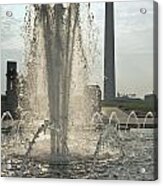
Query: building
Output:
[[1, 61, 18, 118], [145, 94, 157, 109]]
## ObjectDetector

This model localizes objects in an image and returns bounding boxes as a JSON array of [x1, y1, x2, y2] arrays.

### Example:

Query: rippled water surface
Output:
[[1, 128, 157, 180]]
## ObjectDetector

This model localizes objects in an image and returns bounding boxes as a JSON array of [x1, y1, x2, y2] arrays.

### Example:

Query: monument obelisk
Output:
[[104, 2, 115, 101]]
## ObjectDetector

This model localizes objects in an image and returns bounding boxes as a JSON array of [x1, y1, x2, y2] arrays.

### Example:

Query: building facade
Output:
[[1, 61, 18, 118]]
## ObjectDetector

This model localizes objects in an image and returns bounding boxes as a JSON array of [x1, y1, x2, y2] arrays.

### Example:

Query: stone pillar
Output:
[[6, 61, 18, 117]]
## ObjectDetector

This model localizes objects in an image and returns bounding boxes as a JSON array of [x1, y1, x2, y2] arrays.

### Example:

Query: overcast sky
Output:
[[0, 4, 26, 94], [114, 0, 154, 98], [0, 1, 154, 99]]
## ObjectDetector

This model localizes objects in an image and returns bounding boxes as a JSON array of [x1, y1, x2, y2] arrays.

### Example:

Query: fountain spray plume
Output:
[[40, 3, 85, 159], [23, 3, 95, 160]]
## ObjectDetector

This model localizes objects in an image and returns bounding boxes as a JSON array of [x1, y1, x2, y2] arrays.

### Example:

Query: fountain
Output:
[[1, 111, 14, 123], [143, 111, 154, 128], [125, 110, 140, 131], [108, 111, 121, 129], [1, 111, 14, 144], [21, 3, 100, 160], [91, 111, 103, 128], [93, 111, 122, 159], [1, 3, 157, 180]]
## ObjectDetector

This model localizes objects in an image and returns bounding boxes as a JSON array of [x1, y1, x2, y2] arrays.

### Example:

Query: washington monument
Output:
[[104, 2, 116, 101]]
